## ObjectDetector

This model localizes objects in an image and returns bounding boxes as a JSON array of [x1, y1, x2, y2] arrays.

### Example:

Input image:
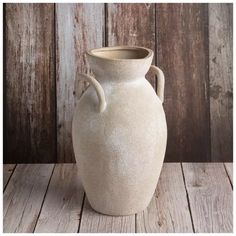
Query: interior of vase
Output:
[[89, 47, 151, 60]]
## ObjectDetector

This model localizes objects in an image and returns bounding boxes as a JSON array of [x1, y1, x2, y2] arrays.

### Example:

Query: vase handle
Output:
[[77, 73, 107, 113], [149, 65, 165, 103]]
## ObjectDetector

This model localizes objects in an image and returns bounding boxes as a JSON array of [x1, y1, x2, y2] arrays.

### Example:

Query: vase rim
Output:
[[86, 46, 153, 61]]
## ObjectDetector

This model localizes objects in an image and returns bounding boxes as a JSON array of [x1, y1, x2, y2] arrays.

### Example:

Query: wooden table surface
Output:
[[3, 163, 233, 233]]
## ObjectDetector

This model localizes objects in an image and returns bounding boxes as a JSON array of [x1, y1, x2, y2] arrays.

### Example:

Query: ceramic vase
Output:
[[72, 46, 167, 216]]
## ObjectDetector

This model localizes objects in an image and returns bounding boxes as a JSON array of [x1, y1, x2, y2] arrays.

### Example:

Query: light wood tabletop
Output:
[[3, 163, 233, 233]]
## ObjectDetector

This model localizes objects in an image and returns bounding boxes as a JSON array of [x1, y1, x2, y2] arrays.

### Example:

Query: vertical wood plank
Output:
[[209, 4, 233, 162], [5, 4, 55, 163], [156, 4, 210, 162], [224, 163, 233, 186], [34, 164, 84, 233], [56, 3, 104, 162], [182, 163, 233, 233], [107, 3, 156, 87], [136, 163, 193, 233], [3, 164, 54, 233], [3, 164, 16, 190], [79, 198, 135, 233]]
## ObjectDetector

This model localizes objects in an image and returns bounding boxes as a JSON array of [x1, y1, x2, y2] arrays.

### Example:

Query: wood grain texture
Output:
[[3, 163, 233, 233], [106, 3, 156, 87], [79, 198, 135, 233], [182, 163, 233, 233], [56, 3, 104, 162], [5, 4, 56, 163], [3, 164, 54, 233], [136, 163, 193, 233], [209, 4, 233, 162], [34, 164, 84, 233], [3, 164, 16, 190], [156, 4, 211, 162], [4, 3, 233, 163], [224, 163, 233, 186]]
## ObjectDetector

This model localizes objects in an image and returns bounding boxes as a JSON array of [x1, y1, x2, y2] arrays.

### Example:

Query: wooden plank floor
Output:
[[3, 163, 233, 233]]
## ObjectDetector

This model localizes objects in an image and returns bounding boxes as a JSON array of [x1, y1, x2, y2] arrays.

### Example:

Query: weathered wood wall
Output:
[[4, 3, 233, 163], [5, 4, 56, 163]]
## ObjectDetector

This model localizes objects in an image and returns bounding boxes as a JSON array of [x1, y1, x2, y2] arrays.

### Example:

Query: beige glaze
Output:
[[72, 46, 167, 216]]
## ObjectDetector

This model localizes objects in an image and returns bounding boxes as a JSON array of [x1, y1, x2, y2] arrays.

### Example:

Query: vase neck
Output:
[[86, 46, 154, 83]]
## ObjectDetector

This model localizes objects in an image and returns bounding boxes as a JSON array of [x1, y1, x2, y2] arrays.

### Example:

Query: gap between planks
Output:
[[3, 164, 16, 191], [224, 162, 233, 189], [181, 163, 195, 233], [77, 192, 86, 233]]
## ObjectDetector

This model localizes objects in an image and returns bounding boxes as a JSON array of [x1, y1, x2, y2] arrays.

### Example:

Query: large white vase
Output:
[[72, 46, 167, 216]]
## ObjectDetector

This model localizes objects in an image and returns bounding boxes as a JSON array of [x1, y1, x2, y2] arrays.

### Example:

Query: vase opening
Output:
[[87, 46, 153, 61]]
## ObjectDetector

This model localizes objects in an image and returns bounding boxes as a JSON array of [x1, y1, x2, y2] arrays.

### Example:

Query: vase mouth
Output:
[[86, 46, 153, 61]]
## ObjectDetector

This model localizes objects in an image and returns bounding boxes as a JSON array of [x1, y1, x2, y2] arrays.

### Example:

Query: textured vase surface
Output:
[[72, 46, 167, 216]]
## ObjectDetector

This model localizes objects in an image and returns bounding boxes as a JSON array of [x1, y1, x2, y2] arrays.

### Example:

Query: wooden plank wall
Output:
[[4, 3, 233, 163], [5, 4, 56, 163], [157, 4, 211, 162], [209, 4, 233, 162], [56, 4, 104, 162]]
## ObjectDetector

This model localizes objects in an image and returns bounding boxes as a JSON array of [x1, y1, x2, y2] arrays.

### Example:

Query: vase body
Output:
[[72, 46, 167, 216]]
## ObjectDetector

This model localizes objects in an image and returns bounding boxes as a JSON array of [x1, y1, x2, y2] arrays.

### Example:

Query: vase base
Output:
[[88, 200, 149, 216]]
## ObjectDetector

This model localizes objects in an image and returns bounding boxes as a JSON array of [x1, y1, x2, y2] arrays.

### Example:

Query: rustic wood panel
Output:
[[209, 4, 233, 162], [224, 163, 233, 186], [4, 3, 233, 163], [136, 163, 193, 233], [182, 163, 233, 233], [106, 3, 156, 87], [3, 164, 16, 190], [56, 3, 104, 162], [79, 197, 135, 233], [3, 164, 54, 233], [34, 164, 84, 233], [156, 4, 211, 162], [5, 4, 56, 163]]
